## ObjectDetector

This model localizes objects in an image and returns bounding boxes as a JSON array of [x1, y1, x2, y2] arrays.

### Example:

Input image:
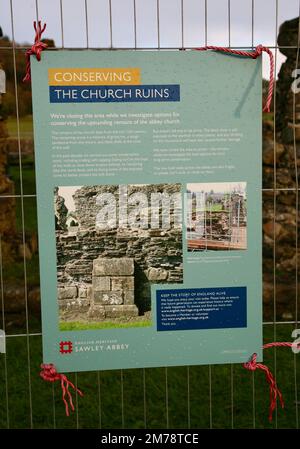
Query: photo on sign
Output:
[[54, 184, 183, 331], [186, 182, 247, 252]]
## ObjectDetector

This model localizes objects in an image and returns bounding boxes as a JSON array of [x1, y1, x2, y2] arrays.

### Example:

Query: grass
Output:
[[6, 115, 36, 195], [0, 324, 299, 429], [206, 204, 223, 212], [2, 196, 40, 288], [59, 320, 152, 331], [14, 196, 38, 233], [6, 115, 33, 138]]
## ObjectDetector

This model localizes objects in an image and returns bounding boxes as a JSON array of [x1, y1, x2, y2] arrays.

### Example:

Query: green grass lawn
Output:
[[0, 324, 299, 429], [263, 111, 274, 121], [192, 204, 224, 213], [14, 196, 38, 233], [60, 320, 152, 331], [6, 115, 36, 195], [2, 195, 40, 289], [6, 115, 33, 138]]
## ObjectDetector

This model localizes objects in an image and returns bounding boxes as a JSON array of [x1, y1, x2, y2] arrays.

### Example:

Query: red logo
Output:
[[59, 341, 73, 354]]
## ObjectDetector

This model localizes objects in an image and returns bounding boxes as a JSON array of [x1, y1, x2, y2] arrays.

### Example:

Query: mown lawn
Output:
[[192, 204, 224, 214], [0, 324, 299, 429]]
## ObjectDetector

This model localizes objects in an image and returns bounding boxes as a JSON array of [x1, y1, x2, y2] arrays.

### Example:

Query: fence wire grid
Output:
[[0, 0, 299, 429]]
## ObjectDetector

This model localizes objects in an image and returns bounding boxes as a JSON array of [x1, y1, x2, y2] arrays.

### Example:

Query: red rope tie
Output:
[[23, 21, 47, 83], [195, 44, 274, 113], [243, 342, 294, 422], [40, 363, 83, 416]]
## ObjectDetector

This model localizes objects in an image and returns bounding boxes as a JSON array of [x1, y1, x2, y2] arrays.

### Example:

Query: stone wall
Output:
[[54, 187, 68, 231], [56, 184, 183, 322]]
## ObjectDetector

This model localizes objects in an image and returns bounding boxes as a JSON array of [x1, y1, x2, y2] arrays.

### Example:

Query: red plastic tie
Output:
[[23, 21, 47, 83], [243, 342, 294, 422], [195, 45, 274, 113], [40, 363, 83, 416]]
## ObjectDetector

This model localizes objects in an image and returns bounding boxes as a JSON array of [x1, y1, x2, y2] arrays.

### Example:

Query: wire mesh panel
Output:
[[0, 0, 299, 429]]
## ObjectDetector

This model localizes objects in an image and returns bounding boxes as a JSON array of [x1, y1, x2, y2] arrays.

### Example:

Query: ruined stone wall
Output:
[[56, 184, 183, 320], [262, 17, 300, 320]]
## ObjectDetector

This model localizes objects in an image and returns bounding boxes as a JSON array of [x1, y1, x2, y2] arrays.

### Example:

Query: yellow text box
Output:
[[48, 68, 141, 86]]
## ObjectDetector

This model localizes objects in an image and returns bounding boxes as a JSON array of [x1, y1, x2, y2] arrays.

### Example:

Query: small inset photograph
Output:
[[186, 182, 247, 252], [54, 184, 183, 331]]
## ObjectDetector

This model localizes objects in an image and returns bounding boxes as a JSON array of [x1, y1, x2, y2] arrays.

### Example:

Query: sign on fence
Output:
[[31, 50, 262, 372]]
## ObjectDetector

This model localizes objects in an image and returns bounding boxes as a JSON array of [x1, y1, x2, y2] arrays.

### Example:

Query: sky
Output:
[[1, 0, 300, 79], [58, 186, 81, 211]]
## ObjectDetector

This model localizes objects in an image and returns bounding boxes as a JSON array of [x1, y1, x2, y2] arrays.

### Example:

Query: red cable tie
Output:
[[23, 21, 47, 83], [195, 45, 274, 113], [243, 342, 296, 422], [40, 363, 83, 416]]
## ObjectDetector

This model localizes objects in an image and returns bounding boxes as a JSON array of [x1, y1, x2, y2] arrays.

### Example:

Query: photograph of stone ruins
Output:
[[187, 182, 247, 252], [54, 184, 183, 330]]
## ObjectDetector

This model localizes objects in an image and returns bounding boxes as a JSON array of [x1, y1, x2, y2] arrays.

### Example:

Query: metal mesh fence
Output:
[[0, 0, 299, 429]]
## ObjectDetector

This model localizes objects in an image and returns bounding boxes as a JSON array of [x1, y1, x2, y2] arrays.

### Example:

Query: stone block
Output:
[[94, 290, 123, 305], [79, 287, 87, 298], [123, 290, 135, 305], [93, 257, 134, 276], [145, 267, 168, 281], [61, 298, 90, 313], [111, 276, 134, 291], [104, 305, 138, 318], [58, 299, 67, 310], [57, 286, 77, 299], [88, 305, 106, 320], [87, 285, 93, 299], [93, 276, 110, 291]]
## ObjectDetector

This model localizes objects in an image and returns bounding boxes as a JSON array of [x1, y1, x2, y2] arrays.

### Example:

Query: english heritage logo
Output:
[[59, 340, 73, 354]]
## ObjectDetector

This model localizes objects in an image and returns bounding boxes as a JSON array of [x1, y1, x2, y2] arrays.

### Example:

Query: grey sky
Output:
[[1, 0, 299, 78]]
